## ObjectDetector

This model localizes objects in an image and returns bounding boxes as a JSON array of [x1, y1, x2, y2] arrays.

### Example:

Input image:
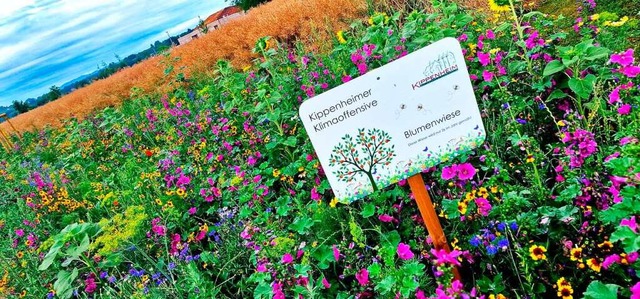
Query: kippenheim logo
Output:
[[411, 51, 459, 90]]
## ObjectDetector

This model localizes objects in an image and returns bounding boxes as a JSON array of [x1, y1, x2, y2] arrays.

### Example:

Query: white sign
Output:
[[299, 37, 486, 202]]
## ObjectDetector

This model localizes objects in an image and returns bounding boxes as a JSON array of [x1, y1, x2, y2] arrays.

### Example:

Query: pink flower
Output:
[[15, 229, 24, 237], [486, 30, 496, 40], [257, 263, 267, 272], [456, 163, 476, 181], [272, 281, 285, 299], [416, 289, 427, 299], [188, 207, 197, 215], [474, 197, 492, 216], [628, 252, 639, 263], [397, 243, 415, 260], [378, 214, 394, 223], [355, 268, 369, 286], [631, 281, 640, 299], [620, 65, 640, 78], [621, 216, 637, 233], [281, 253, 293, 264], [621, 136, 639, 145], [602, 254, 621, 269], [478, 52, 491, 66], [441, 165, 458, 180], [609, 87, 621, 104], [431, 248, 462, 266], [610, 49, 635, 66], [84, 274, 97, 294], [618, 104, 632, 115], [333, 245, 340, 261], [482, 70, 494, 82], [342, 75, 352, 83], [322, 277, 331, 289], [311, 187, 321, 201]]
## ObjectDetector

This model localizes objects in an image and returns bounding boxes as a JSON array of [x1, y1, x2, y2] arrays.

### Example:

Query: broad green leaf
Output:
[[543, 60, 565, 77], [585, 47, 610, 61], [568, 74, 596, 99], [361, 203, 376, 218], [583, 281, 619, 299]]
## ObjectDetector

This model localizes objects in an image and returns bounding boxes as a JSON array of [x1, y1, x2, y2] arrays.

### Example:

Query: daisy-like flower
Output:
[[598, 240, 613, 251], [557, 284, 573, 299], [570, 247, 583, 261], [529, 244, 547, 261], [336, 31, 347, 44], [586, 258, 602, 272]]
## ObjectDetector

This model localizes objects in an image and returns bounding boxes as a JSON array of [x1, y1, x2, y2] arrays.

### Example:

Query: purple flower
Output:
[[333, 245, 341, 262], [482, 70, 494, 82], [478, 52, 491, 66], [378, 214, 394, 223]]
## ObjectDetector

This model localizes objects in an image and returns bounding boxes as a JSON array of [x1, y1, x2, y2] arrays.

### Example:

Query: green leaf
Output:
[[311, 245, 334, 270], [283, 136, 297, 147], [585, 47, 610, 61], [375, 275, 397, 295], [368, 263, 382, 277], [568, 74, 596, 99], [547, 89, 568, 101], [54, 268, 79, 299], [583, 281, 619, 299], [361, 203, 376, 218], [543, 60, 565, 77], [289, 216, 315, 235], [254, 282, 272, 299]]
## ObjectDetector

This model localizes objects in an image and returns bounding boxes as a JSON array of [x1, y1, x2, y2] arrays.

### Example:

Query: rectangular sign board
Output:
[[299, 37, 486, 203]]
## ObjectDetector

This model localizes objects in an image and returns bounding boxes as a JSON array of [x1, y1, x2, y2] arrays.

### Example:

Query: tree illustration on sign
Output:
[[329, 128, 396, 192]]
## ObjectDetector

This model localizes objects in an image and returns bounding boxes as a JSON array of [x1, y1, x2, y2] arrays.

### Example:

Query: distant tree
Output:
[[48, 85, 62, 101], [226, 0, 269, 11], [11, 100, 30, 114], [197, 16, 209, 34]]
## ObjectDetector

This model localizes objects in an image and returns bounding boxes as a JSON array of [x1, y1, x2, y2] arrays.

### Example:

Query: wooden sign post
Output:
[[299, 38, 484, 283], [408, 174, 461, 281]]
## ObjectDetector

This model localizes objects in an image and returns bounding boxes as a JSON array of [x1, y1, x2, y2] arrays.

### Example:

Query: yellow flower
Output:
[[557, 284, 573, 299], [556, 277, 571, 288], [526, 154, 535, 163], [591, 14, 600, 21], [586, 258, 601, 272], [458, 201, 468, 215], [155, 198, 162, 206], [488, 0, 510, 12], [529, 244, 547, 261], [16, 251, 24, 259], [273, 169, 281, 178], [598, 240, 613, 251], [570, 247, 582, 261], [176, 188, 186, 197], [336, 30, 347, 44], [329, 198, 339, 208], [165, 201, 174, 209]]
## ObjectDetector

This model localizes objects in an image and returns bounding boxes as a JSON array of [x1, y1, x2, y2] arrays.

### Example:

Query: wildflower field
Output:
[[1, 0, 640, 298]]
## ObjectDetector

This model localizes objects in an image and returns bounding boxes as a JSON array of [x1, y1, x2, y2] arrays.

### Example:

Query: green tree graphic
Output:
[[329, 128, 396, 192]]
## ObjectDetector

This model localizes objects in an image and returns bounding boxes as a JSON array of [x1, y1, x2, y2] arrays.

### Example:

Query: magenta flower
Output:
[[474, 198, 492, 216], [15, 229, 24, 237], [441, 165, 458, 180], [482, 70, 493, 82], [456, 163, 476, 181], [631, 281, 640, 299], [333, 245, 341, 261], [620, 65, 640, 78], [609, 87, 621, 104], [621, 216, 637, 233], [322, 277, 331, 289], [618, 104, 632, 115], [257, 263, 267, 272], [431, 248, 462, 266], [84, 274, 97, 294], [355, 268, 369, 286], [610, 49, 635, 66], [272, 281, 285, 299], [478, 52, 491, 66], [602, 254, 621, 269], [397, 243, 415, 260], [281, 253, 293, 264], [486, 30, 496, 40], [311, 187, 321, 201], [378, 214, 394, 223]]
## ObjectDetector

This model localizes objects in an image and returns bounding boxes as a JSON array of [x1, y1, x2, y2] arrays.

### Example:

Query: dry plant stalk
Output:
[[1, 0, 367, 134]]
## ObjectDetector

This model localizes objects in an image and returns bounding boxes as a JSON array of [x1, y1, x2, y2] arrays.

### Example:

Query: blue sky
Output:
[[0, 0, 226, 106]]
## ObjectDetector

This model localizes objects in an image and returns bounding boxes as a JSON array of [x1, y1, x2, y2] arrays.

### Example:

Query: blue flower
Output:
[[509, 221, 519, 231], [486, 245, 498, 255], [497, 238, 509, 248], [168, 262, 176, 270], [496, 222, 506, 232], [469, 236, 481, 247]]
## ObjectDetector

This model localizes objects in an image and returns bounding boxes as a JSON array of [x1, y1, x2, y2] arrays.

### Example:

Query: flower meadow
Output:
[[1, 0, 640, 298]]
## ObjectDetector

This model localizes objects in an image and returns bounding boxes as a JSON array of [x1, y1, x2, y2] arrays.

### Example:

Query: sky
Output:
[[0, 0, 226, 106]]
